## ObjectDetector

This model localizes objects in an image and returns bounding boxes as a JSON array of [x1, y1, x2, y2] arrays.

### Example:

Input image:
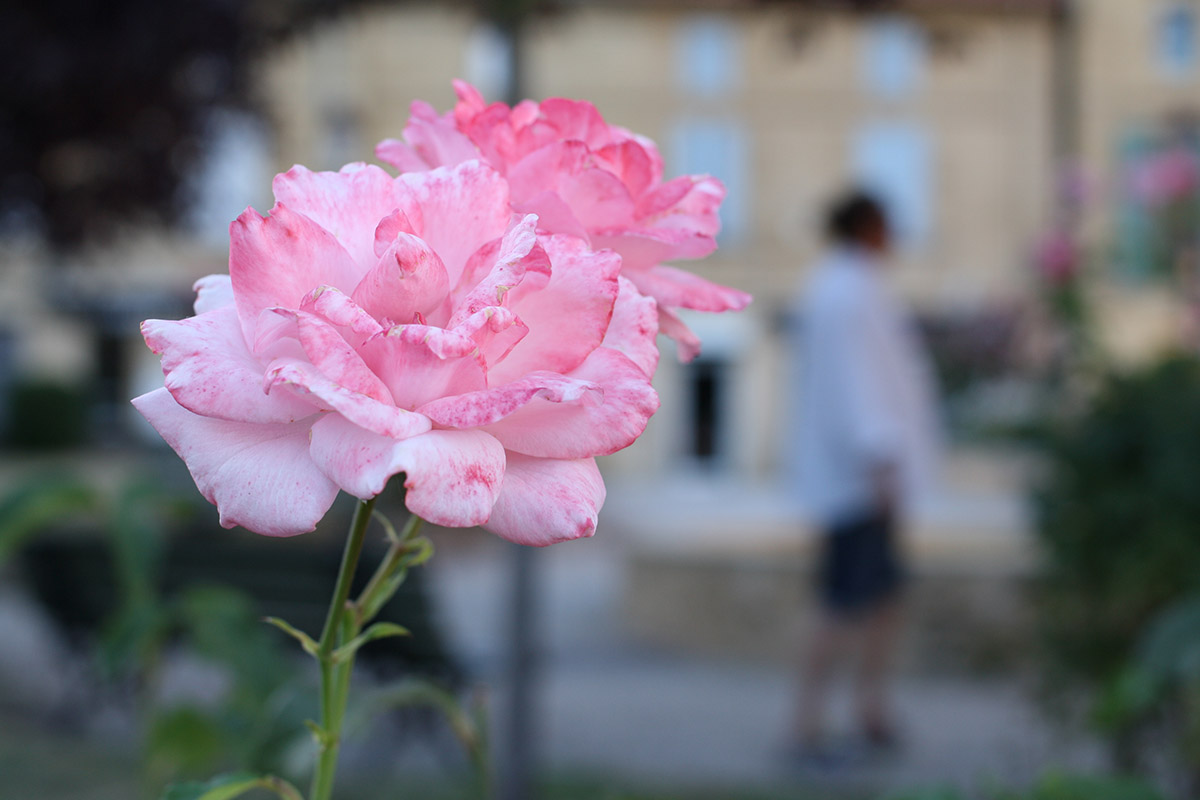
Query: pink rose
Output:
[[133, 160, 660, 543], [376, 81, 751, 361]]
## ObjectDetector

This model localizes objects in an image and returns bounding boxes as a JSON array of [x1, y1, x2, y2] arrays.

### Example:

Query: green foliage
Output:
[[1032, 354, 1200, 784], [147, 585, 311, 784], [882, 773, 1166, 800], [0, 473, 100, 566], [881, 789, 967, 800], [160, 772, 303, 800], [1004, 772, 1166, 800], [1034, 355, 1200, 687], [3, 379, 90, 449], [0, 471, 310, 792]]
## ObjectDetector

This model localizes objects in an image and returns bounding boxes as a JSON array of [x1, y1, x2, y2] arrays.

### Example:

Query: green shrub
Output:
[[4, 378, 90, 449], [883, 773, 1165, 800], [1032, 354, 1200, 782]]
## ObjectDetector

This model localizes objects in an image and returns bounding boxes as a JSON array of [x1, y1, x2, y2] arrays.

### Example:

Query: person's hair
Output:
[[825, 190, 887, 245]]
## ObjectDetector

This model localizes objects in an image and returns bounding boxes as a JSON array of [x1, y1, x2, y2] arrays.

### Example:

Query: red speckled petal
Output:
[[142, 306, 317, 424], [131, 388, 336, 537], [483, 454, 605, 546], [309, 415, 505, 526]]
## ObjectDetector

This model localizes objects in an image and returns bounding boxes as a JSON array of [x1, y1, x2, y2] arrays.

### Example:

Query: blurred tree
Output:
[[0, 0, 399, 250], [0, 0, 566, 251]]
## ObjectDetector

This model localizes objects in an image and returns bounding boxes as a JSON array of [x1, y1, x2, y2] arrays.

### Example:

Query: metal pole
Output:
[[496, 7, 537, 799], [1050, 0, 1080, 164]]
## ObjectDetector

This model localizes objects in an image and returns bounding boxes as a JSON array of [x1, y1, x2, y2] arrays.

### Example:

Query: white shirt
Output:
[[792, 246, 941, 525]]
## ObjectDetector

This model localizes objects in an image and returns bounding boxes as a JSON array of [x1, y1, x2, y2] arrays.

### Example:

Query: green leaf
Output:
[[357, 536, 434, 623], [146, 706, 226, 778], [303, 718, 328, 746], [263, 616, 320, 657], [161, 773, 261, 800], [0, 475, 101, 566], [161, 772, 304, 800], [331, 621, 409, 663], [370, 508, 400, 543]]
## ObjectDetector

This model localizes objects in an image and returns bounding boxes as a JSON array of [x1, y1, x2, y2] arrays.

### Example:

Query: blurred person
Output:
[[789, 190, 941, 762]]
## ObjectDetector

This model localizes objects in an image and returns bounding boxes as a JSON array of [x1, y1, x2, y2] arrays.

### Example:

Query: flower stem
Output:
[[354, 514, 425, 625], [310, 496, 376, 800]]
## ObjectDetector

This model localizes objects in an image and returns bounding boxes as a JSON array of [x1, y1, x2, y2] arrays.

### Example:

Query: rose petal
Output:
[[418, 371, 603, 430], [452, 306, 528, 372], [395, 161, 512, 287], [295, 312, 392, 404], [375, 99, 479, 172], [309, 415, 505, 526], [623, 263, 752, 313], [601, 277, 660, 378], [480, 348, 660, 459], [448, 214, 541, 327], [193, 274, 234, 314], [352, 232, 451, 326], [538, 97, 612, 149], [358, 325, 486, 411], [131, 388, 337, 536], [556, 166, 637, 231], [271, 163, 401, 269], [506, 141, 587, 208], [591, 228, 716, 275], [372, 207, 421, 259], [483, 454, 605, 546], [229, 204, 361, 343], [657, 307, 702, 363], [264, 358, 431, 439], [593, 140, 655, 199], [487, 234, 620, 384], [142, 306, 317, 424], [299, 286, 384, 342]]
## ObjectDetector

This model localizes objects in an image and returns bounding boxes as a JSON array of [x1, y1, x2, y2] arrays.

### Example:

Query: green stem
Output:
[[310, 497, 376, 800], [354, 515, 425, 624]]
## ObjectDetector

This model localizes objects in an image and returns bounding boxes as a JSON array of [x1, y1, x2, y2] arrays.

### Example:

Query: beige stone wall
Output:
[[259, 5, 478, 173], [527, 6, 1055, 311]]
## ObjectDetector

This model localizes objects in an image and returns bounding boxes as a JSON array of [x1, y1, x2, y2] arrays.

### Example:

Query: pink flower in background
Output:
[[1130, 146, 1200, 207], [1033, 227, 1080, 286], [377, 80, 751, 361], [133, 160, 660, 542]]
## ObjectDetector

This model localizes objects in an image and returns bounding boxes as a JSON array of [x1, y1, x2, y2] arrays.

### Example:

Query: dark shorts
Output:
[[817, 509, 904, 617]]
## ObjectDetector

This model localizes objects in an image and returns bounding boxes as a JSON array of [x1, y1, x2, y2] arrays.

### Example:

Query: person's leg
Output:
[[794, 522, 862, 748], [853, 511, 905, 744], [856, 594, 902, 743], [796, 611, 854, 746]]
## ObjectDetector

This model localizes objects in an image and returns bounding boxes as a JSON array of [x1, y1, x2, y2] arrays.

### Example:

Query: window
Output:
[[183, 109, 271, 247], [464, 23, 512, 102], [670, 119, 750, 245], [685, 357, 729, 465], [1157, 2, 1198, 80], [861, 16, 928, 100], [851, 121, 935, 247], [319, 108, 362, 172], [675, 16, 741, 97]]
